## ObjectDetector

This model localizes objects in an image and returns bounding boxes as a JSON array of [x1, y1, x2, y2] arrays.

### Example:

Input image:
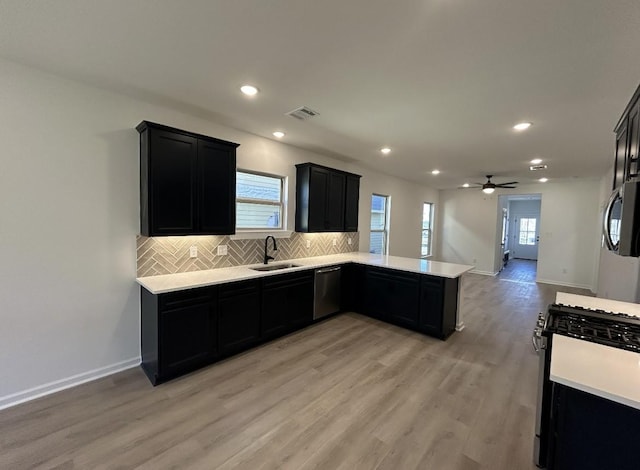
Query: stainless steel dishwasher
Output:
[[314, 266, 341, 320]]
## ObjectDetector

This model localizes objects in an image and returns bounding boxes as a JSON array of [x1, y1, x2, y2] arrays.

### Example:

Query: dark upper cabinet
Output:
[[344, 175, 360, 232], [295, 163, 361, 232], [140, 286, 217, 385], [218, 280, 261, 356], [613, 85, 640, 189], [137, 121, 239, 236]]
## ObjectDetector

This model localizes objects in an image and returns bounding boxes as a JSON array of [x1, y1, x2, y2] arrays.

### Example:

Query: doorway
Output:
[[497, 194, 542, 283]]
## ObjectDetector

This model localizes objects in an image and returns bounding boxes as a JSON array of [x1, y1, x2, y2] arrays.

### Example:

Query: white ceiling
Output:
[[1, 0, 639, 189]]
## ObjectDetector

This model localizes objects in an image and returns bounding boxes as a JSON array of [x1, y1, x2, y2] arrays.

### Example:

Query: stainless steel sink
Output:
[[250, 263, 301, 272]]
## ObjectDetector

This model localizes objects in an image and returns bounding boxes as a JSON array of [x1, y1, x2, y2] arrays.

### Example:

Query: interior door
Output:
[[512, 213, 540, 260]]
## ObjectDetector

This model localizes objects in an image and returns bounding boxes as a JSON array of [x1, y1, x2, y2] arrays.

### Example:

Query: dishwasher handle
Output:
[[316, 266, 341, 274]]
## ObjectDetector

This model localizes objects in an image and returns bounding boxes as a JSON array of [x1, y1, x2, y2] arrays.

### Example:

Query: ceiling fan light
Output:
[[483, 187, 495, 194]]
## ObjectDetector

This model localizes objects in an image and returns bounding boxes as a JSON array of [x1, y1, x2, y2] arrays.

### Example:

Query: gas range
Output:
[[544, 303, 640, 353], [533, 302, 640, 468]]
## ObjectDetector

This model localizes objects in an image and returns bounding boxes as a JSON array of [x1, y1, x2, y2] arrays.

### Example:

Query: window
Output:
[[370, 194, 389, 254], [236, 170, 285, 230], [421, 202, 434, 257], [518, 218, 537, 245]]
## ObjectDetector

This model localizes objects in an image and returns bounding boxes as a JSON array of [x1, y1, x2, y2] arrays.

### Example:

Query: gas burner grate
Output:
[[549, 312, 640, 353]]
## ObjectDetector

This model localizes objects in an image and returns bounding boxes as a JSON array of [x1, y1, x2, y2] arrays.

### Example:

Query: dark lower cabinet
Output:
[[262, 270, 314, 340], [419, 275, 458, 339], [365, 267, 420, 328], [548, 384, 640, 470], [140, 263, 462, 385], [341, 263, 366, 312], [218, 280, 260, 356], [141, 286, 217, 385]]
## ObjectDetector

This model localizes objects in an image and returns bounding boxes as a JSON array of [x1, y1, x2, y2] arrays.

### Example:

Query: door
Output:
[[513, 213, 540, 260], [198, 139, 236, 234], [149, 129, 198, 235]]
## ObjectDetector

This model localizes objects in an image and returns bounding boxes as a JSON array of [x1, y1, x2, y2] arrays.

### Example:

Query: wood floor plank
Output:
[[0, 264, 593, 469]]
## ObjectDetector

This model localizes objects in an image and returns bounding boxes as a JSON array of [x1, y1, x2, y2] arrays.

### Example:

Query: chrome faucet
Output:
[[264, 235, 278, 264]]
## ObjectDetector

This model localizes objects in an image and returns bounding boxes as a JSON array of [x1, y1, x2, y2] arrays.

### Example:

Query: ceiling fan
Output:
[[462, 175, 519, 194]]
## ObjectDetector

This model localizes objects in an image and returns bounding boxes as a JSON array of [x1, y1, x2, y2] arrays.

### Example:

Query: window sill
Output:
[[230, 230, 293, 240]]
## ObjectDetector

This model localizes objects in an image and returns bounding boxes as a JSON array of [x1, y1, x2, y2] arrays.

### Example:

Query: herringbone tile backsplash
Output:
[[137, 232, 360, 277]]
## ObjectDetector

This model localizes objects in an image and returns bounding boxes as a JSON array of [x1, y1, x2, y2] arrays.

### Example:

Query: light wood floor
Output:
[[0, 273, 591, 470]]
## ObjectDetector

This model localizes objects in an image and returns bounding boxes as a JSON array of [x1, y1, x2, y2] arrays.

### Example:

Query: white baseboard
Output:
[[0, 357, 141, 411], [536, 278, 593, 291], [469, 269, 498, 276], [455, 322, 466, 331]]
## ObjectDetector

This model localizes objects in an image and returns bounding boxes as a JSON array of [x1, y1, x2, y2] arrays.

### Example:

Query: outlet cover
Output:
[[306, 240, 311, 248], [332, 238, 337, 246], [217, 245, 228, 256], [189, 246, 198, 258], [348, 238, 352, 245]]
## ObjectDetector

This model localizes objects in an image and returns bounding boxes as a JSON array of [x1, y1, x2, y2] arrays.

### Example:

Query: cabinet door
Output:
[[386, 272, 420, 329], [308, 166, 329, 231], [149, 129, 198, 235], [261, 283, 289, 340], [219, 280, 261, 355], [286, 276, 314, 329], [627, 102, 640, 180], [344, 175, 360, 232], [158, 291, 216, 378], [341, 263, 366, 312], [364, 269, 392, 320], [198, 139, 236, 234], [326, 172, 346, 231], [419, 276, 444, 335]]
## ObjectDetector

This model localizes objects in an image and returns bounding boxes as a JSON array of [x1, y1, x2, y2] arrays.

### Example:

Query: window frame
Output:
[[421, 202, 434, 258], [235, 169, 286, 231], [370, 193, 390, 255]]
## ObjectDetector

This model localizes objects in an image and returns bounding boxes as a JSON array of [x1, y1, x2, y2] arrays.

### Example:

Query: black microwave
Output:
[[604, 180, 640, 256]]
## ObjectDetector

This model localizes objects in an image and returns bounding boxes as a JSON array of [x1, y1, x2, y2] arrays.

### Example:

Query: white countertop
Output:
[[550, 334, 640, 410], [136, 252, 474, 294], [550, 291, 640, 410]]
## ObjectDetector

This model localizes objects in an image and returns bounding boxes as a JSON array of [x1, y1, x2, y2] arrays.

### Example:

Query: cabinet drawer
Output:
[[219, 279, 259, 298], [367, 267, 420, 284], [262, 270, 314, 289], [159, 287, 215, 310]]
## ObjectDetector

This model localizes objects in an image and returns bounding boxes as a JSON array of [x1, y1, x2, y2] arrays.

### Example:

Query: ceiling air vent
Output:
[[286, 106, 320, 121], [529, 164, 548, 171]]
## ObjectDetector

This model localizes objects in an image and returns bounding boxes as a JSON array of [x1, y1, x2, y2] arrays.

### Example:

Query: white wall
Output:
[[595, 169, 640, 302], [439, 179, 602, 289], [0, 58, 438, 407]]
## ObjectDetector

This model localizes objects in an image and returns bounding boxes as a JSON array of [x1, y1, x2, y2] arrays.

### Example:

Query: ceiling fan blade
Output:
[[498, 185, 517, 189], [496, 181, 518, 186]]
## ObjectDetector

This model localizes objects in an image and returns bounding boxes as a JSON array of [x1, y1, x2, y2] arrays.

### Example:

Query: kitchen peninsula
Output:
[[137, 253, 473, 385]]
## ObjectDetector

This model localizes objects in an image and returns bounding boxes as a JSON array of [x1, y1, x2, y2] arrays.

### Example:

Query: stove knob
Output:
[[537, 319, 545, 327]]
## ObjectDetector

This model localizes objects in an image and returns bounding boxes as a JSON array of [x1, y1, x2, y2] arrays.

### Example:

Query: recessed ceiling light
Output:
[[240, 85, 259, 96], [539, 177, 548, 183], [431, 169, 440, 175], [530, 158, 543, 164], [514, 122, 532, 131], [380, 147, 391, 154], [463, 183, 470, 188], [272, 131, 285, 138]]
